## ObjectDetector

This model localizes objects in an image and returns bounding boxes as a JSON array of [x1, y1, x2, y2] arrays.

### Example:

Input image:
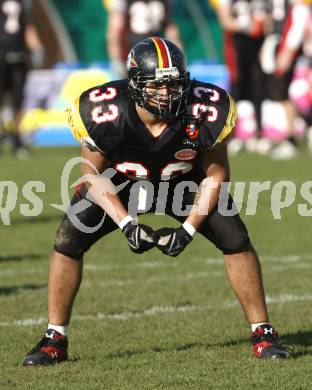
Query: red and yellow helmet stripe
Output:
[[151, 37, 172, 68]]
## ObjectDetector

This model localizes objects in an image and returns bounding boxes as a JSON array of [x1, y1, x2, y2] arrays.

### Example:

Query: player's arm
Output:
[[80, 145, 128, 225], [80, 144, 156, 254], [165, 23, 184, 50], [67, 90, 156, 254], [184, 144, 230, 230], [211, 0, 248, 33], [162, 2, 183, 50], [67, 92, 129, 226], [24, 0, 44, 67], [106, 0, 127, 77], [275, 1, 310, 76]]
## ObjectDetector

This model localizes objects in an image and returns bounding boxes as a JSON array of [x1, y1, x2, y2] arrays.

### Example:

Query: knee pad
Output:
[[221, 235, 251, 255], [54, 218, 85, 260], [53, 243, 84, 261]]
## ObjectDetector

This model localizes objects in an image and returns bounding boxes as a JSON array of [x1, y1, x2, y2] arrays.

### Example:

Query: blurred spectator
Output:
[[260, 0, 310, 159], [289, 12, 312, 125], [210, 0, 268, 154], [289, 9, 312, 153], [105, 0, 183, 78], [0, 0, 43, 158]]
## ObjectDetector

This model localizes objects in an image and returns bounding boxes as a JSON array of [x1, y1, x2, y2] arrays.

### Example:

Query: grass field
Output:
[[1, 146, 312, 389]]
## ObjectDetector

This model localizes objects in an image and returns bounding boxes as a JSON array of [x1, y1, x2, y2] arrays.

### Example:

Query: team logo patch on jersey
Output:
[[174, 149, 198, 161], [186, 125, 199, 139]]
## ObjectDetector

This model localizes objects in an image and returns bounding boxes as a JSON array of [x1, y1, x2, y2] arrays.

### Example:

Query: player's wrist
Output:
[[182, 221, 197, 237], [119, 215, 134, 230]]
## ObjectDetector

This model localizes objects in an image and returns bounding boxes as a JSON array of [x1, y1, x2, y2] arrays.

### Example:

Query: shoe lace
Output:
[[252, 326, 289, 355], [252, 328, 280, 345]]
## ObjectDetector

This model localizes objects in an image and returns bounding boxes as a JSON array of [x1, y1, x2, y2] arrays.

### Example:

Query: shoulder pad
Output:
[[67, 80, 127, 153], [187, 82, 237, 150]]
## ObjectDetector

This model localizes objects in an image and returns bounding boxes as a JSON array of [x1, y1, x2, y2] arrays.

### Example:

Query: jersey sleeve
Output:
[[66, 85, 124, 154], [198, 88, 237, 150], [66, 95, 102, 152]]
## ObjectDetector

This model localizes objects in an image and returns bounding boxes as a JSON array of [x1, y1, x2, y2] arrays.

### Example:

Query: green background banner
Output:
[[51, 0, 223, 64]]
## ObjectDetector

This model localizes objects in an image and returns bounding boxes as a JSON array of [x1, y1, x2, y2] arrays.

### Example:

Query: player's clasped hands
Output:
[[122, 221, 193, 257], [122, 221, 155, 254], [155, 226, 193, 257]]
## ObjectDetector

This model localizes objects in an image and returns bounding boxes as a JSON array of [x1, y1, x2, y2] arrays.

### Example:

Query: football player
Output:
[[23, 37, 289, 366], [106, 0, 183, 77], [260, 0, 310, 159], [0, 0, 43, 158], [211, 0, 268, 153]]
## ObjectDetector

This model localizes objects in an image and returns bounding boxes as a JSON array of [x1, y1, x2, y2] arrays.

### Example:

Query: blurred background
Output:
[[0, 0, 311, 159]]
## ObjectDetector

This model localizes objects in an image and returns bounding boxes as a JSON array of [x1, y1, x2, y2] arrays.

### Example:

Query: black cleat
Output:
[[251, 323, 290, 359], [23, 329, 68, 366]]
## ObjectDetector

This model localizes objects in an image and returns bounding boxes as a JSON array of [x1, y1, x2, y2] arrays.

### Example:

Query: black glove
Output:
[[155, 226, 193, 257], [122, 221, 155, 254]]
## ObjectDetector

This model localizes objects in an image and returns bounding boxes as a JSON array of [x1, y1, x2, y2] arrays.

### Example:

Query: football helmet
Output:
[[127, 37, 190, 120]]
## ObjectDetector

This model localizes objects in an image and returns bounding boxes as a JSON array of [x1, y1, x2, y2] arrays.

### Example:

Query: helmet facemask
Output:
[[129, 73, 190, 120]]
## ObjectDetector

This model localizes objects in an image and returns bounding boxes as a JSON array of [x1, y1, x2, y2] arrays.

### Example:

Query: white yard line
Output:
[[82, 270, 224, 288], [0, 268, 47, 276], [84, 260, 180, 272], [1, 254, 312, 278], [0, 255, 312, 278], [1, 293, 312, 328]]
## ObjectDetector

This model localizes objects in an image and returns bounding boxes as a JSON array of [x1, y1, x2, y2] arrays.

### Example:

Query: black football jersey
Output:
[[0, 0, 32, 54], [68, 79, 237, 183], [269, 0, 292, 35], [121, 0, 170, 49], [214, 0, 268, 19]]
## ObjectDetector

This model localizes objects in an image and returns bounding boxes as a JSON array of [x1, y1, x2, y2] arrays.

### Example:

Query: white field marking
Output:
[[0, 260, 179, 277], [2, 293, 312, 328], [203, 258, 224, 265], [84, 254, 312, 272], [202, 255, 312, 265], [0, 268, 47, 276], [1, 254, 312, 278], [0, 262, 309, 295], [82, 271, 224, 288], [81, 263, 312, 289], [262, 255, 312, 263], [268, 263, 312, 272], [84, 260, 179, 272]]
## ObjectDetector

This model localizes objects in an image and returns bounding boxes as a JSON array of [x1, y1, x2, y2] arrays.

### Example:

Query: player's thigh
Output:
[[54, 191, 118, 259], [264, 69, 294, 101]]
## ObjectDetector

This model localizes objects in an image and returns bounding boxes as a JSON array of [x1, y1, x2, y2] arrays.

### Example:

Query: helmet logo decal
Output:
[[126, 50, 138, 70], [128, 58, 138, 68], [151, 36, 172, 68]]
